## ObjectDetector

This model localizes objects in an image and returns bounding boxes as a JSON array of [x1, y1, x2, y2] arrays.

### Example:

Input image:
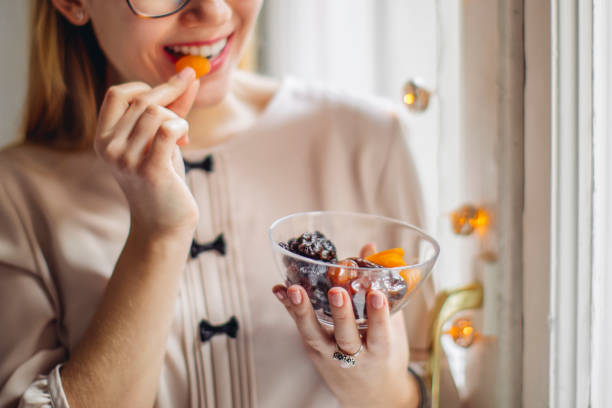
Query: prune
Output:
[[346, 257, 382, 268], [287, 231, 337, 262], [283, 258, 331, 312]]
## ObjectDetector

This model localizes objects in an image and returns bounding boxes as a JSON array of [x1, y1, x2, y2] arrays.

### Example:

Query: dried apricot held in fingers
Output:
[[175, 55, 211, 79]]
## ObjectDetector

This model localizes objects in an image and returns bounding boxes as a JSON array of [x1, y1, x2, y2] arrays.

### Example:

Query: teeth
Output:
[[200, 45, 213, 57], [169, 37, 228, 59], [212, 38, 227, 55]]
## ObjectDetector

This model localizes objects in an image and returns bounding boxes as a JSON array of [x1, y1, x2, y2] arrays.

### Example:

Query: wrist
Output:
[[406, 366, 427, 408], [386, 370, 422, 408], [339, 371, 421, 408], [405, 369, 423, 408], [127, 223, 194, 257], [130, 216, 195, 240]]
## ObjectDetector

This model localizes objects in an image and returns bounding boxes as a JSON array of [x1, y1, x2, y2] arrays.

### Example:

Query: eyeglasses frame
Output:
[[126, 0, 191, 19]]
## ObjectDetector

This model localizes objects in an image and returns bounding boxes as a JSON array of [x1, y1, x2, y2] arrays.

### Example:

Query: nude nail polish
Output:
[[330, 292, 344, 308], [371, 292, 384, 309], [288, 289, 302, 305]]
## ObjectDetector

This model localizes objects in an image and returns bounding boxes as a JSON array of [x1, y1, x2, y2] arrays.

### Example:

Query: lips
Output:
[[163, 33, 233, 65]]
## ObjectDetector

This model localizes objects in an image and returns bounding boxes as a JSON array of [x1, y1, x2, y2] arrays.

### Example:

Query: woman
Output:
[[0, 0, 434, 407]]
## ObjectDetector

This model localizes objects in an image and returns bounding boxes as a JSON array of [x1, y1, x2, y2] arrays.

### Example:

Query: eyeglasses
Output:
[[126, 0, 191, 19]]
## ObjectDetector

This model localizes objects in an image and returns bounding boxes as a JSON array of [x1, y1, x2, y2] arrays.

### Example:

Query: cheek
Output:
[[234, 0, 263, 31], [229, 0, 263, 61], [90, 10, 172, 84]]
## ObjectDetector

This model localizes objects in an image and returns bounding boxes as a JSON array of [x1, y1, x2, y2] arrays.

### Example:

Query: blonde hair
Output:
[[23, 0, 107, 150]]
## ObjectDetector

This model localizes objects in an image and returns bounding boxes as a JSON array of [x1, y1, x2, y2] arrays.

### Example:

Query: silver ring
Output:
[[332, 343, 363, 368]]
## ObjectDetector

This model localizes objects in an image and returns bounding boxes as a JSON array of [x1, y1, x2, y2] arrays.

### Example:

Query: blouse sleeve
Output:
[[0, 181, 70, 408]]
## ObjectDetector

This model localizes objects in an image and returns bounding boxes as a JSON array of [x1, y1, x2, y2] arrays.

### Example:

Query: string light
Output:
[[444, 318, 476, 348], [404, 92, 416, 106], [450, 204, 490, 235], [402, 80, 431, 112]]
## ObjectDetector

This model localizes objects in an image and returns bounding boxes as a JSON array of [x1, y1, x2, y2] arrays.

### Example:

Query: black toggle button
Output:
[[190, 234, 226, 258], [200, 316, 239, 343], [184, 154, 214, 173]]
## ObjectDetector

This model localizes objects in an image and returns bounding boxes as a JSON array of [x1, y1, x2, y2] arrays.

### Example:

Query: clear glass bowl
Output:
[[269, 211, 440, 328]]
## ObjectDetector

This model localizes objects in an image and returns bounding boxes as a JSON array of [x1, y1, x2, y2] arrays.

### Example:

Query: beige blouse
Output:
[[0, 78, 436, 408]]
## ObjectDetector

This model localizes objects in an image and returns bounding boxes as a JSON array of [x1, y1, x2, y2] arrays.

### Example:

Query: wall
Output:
[[0, 1, 29, 148]]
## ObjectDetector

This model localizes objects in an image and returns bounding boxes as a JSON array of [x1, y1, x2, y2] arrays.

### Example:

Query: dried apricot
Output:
[[175, 55, 211, 79], [400, 269, 422, 292], [365, 248, 407, 268]]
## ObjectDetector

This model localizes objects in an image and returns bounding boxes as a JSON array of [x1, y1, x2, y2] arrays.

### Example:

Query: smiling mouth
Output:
[[164, 36, 229, 61]]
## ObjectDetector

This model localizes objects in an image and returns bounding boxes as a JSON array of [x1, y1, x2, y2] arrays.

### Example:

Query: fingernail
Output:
[[370, 292, 384, 309], [274, 290, 286, 302], [330, 291, 344, 308], [288, 289, 302, 305], [178, 67, 196, 81], [177, 135, 189, 147]]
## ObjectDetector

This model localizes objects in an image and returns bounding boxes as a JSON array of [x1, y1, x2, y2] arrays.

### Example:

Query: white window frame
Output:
[[524, 1, 612, 407], [591, 0, 612, 406], [546, 0, 594, 407]]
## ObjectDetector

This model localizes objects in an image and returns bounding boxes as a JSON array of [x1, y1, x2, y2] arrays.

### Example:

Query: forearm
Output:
[[338, 368, 420, 408], [62, 226, 192, 408]]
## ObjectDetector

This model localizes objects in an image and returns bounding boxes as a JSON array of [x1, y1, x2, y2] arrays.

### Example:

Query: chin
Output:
[[192, 74, 232, 108]]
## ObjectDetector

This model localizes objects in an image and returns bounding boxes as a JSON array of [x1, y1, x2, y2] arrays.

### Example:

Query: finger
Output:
[[146, 118, 190, 168], [364, 290, 392, 354], [272, 284, 292, 307], [360, 242, 377, 258], [96, 82, 152, 140], [277, 285, 332, 353], [328, 287, 362, 355], [103, 69, 195, 149], [123, 105, 177, 167], [167, 80, 200, 118], [142, 67, 196, 109]]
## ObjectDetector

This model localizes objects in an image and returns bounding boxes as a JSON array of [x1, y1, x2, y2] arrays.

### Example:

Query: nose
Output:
[[180, 0, 232, 26]]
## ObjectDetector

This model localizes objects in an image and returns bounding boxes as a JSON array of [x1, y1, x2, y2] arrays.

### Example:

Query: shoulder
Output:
[[0, 143, 100, 188], [0, 143, 105, 226], [232, 70, 282, 114], [232, 72, 408, 144], [278, 78, 408, 145]]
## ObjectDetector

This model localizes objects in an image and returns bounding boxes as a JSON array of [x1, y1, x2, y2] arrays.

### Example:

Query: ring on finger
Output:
[[332, 343, 363, 368]]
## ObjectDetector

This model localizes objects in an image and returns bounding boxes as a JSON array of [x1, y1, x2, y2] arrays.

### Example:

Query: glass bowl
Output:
[[269, 211, 440, 328]]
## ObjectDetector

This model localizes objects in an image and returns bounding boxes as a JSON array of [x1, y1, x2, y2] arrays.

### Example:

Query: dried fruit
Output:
[[371, 271, 409, 302], [346, 257, 382, 268], [280, 234, 415, 321], [287, 231, 337, 262], [175, 55, 211, 79], [400, 268, 422, 293], [365, 248, 407, 268], [327, 259, 358, 286], [349, 275, 372, 295]]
